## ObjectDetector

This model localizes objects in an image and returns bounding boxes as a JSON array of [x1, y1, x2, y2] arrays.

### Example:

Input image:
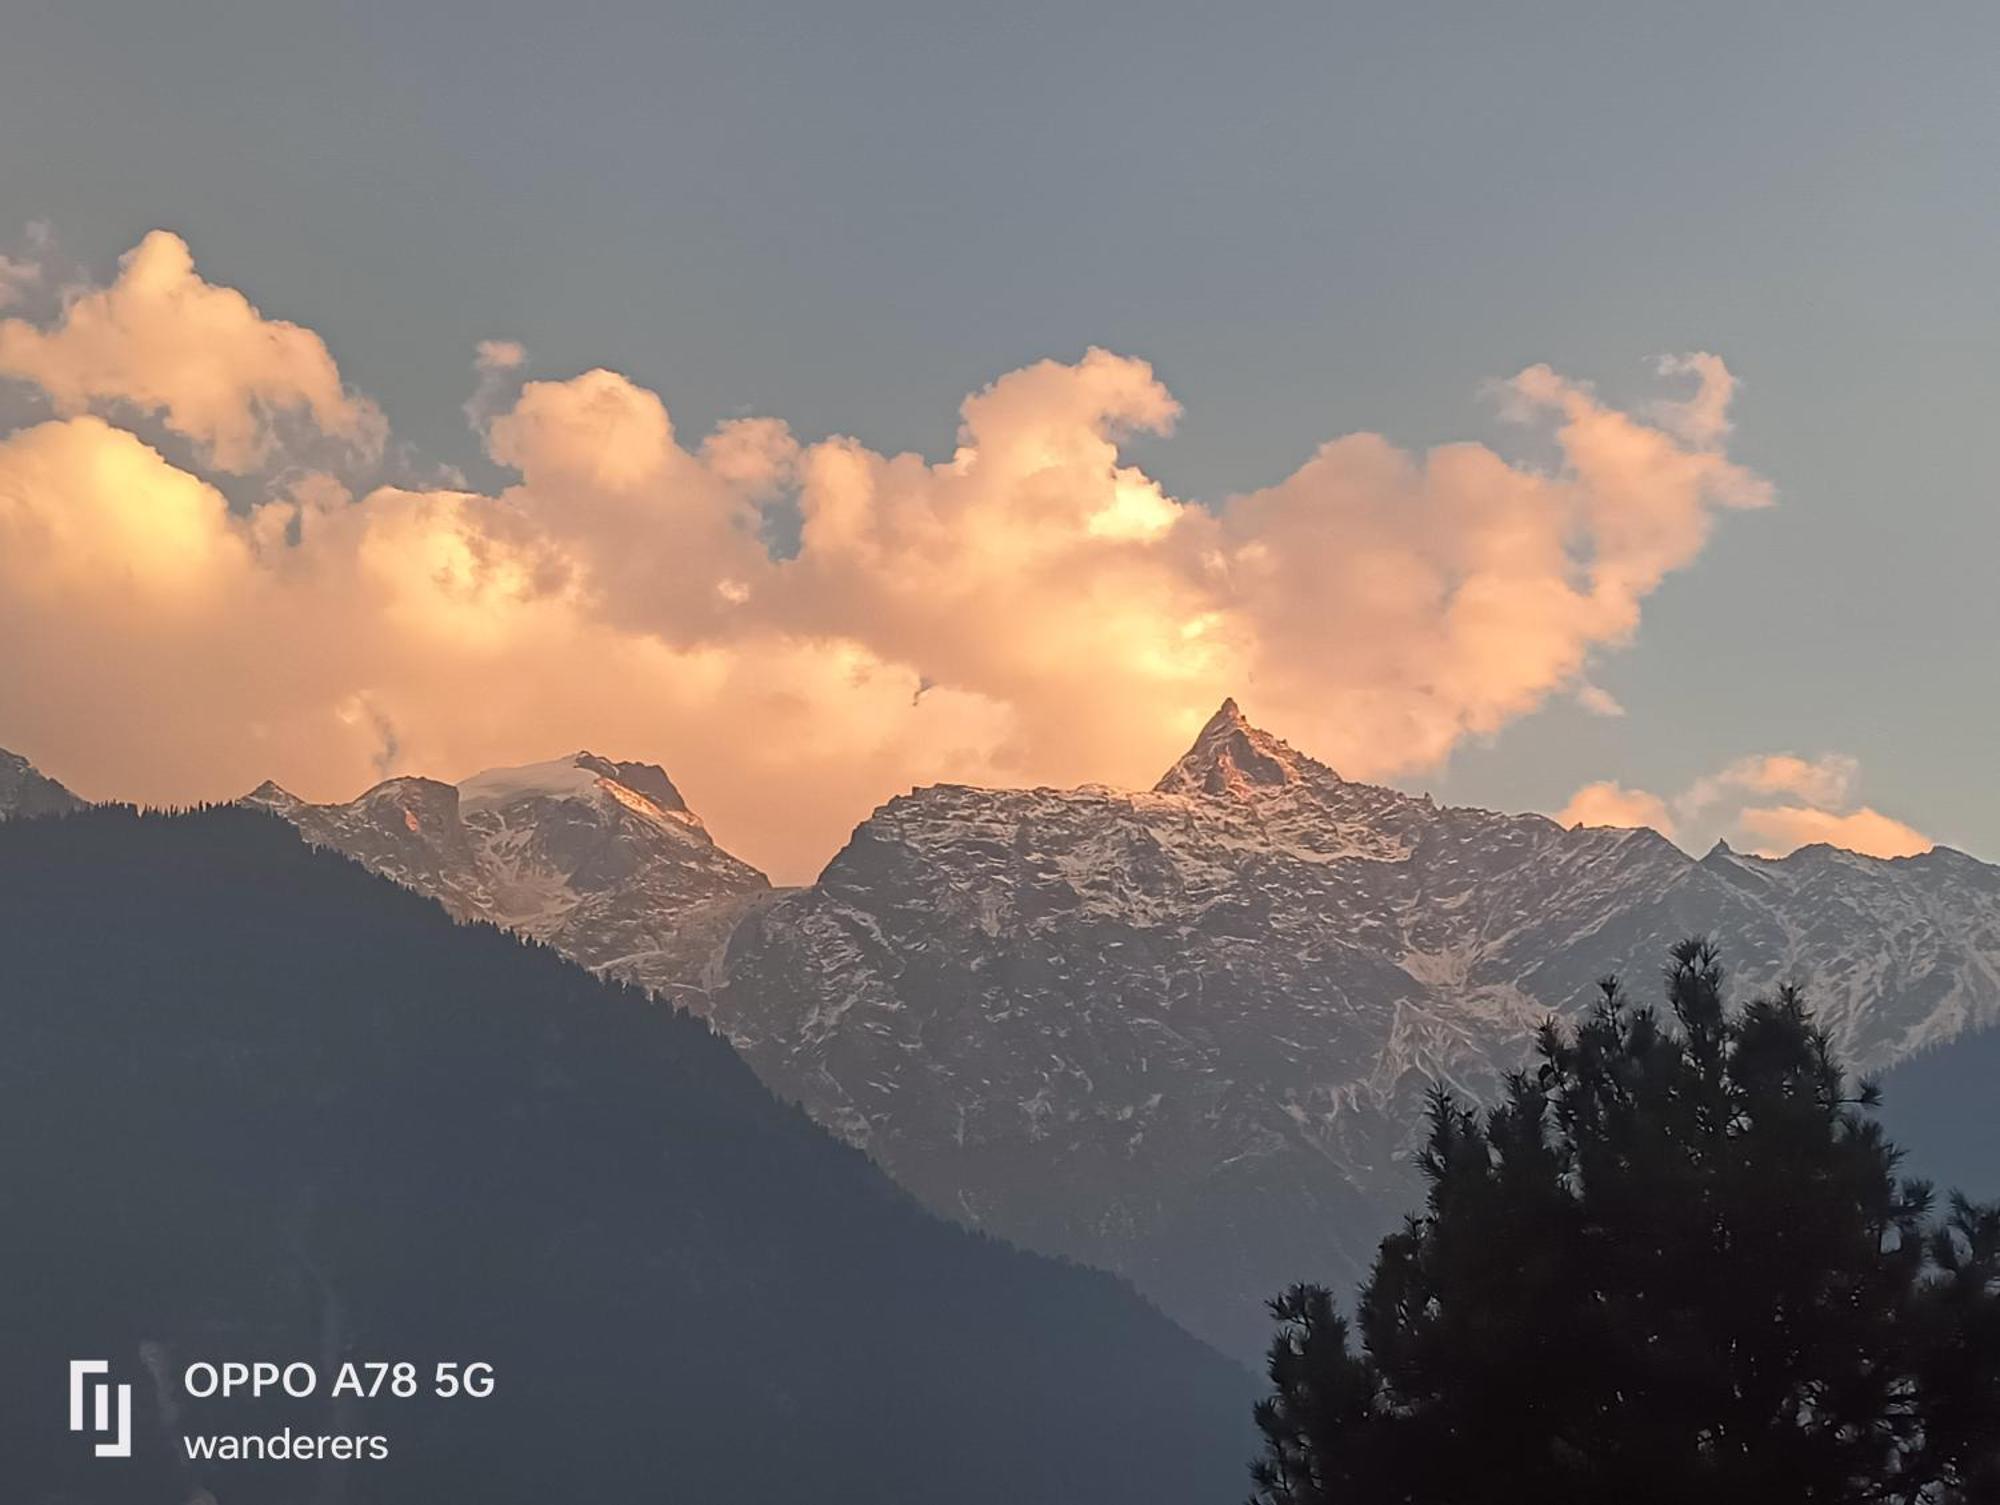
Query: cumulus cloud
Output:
[[1737, 804, 1932, 860], [1680, 752, 1858, 814], [1553, 752, 1930, 861], [0, 231, 384, 471], [0, 233, 1782, 878], [1556, 781, 1676, 837]]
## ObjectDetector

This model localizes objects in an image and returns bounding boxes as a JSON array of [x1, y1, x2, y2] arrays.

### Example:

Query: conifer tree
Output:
[[1251, 939, 2000, 1504]]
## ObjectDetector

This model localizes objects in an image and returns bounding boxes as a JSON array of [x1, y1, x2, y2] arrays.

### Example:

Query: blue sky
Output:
[[1, 0, 1994, 871]]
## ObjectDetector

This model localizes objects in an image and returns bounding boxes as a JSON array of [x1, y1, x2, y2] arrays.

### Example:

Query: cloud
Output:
[[0, 233, 1779, 879], [0, 230, 384, 471], [1678, 752, 1859, 815], [1737, 804, 1932, 860], [1556, 781, 1676, 837], [1649, 351, 1738, 449], [464, 339, 527, 430], [0, 254, 39, 310], [1171, 359, 1769, 783], [1554, 751, 1930, 862], [1573, 683, 1625, 718], [475, 339, 525, 373]]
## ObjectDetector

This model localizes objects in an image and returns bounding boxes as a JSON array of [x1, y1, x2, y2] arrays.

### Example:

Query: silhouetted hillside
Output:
[[1878, 1024, 2000, 1202], [0, 805, 1252, 1504]]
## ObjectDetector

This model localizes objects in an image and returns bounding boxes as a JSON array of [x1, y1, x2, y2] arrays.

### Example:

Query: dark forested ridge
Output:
[[0, 805, 1253, 1504], [1880, 1024, 2000, 1203]]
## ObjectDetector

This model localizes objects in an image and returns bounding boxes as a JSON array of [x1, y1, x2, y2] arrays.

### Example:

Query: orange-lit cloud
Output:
[[1556, 781, 1677, 837], [1552, 752, 1931, 861], [0, 231, 384, 471], [1737, 805, 1932, 860], [0, 233, 1776, 879], [1681, 752, 1858, 813]]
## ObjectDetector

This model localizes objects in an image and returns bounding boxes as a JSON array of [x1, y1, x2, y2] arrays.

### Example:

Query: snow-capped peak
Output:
[[456, 751, 692, 824], [0, 747, 86, 820], [241, 748, 769, 971], [457, 754, 609, 811], [1153, 698, 1331, 799], [241, 779, 304, 815]]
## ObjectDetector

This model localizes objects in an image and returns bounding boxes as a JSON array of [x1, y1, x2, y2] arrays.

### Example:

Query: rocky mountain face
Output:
[[233, 712, 2000, 1360], [708, 704, 2000, 1357], [245, 752, 770, 1002], [0, 749, 82, 819]]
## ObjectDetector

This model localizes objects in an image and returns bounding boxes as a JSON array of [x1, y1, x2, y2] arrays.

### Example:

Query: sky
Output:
[[0, 1, 1993, 881]]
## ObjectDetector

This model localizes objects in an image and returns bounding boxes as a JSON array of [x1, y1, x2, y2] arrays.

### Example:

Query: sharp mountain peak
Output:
[[1153, 697, 1336, 799], [241, 778, 303, 813]]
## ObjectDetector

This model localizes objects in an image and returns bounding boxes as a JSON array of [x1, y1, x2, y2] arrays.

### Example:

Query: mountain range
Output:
[[7, 709, 1996, 1361], [699, 704, 2000, 1355]]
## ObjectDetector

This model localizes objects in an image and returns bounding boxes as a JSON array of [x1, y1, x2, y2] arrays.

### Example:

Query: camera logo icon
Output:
[[68, 1360, 132, 1458]]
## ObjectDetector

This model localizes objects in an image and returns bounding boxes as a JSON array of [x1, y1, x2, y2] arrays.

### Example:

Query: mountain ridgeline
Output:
[[0, 805, 1253, 1504], [201, 709, 2000, 1361], [243, 750, 770, 1002], [8, 715, 1996, 1363]]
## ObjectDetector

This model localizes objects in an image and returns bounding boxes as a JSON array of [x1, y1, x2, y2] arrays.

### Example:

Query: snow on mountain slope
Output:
[[1693, 839, 2000, 1061], [246, 752, 770, 1002], [0, 749, 83, 820], [704, 702, 2000, 1357], [231, 710, 2000, 1360]]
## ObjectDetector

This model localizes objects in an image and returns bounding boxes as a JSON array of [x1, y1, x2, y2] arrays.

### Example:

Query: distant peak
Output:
[[0, 747, 86, 819], [1154, 699, 1326, 799], [458, 751, 695, 823], [359, 775, 460, 809], [241, 779, 303, 813]]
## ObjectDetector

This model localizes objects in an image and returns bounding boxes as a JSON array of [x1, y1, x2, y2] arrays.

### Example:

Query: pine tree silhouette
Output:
[[1251, 939, 2000, 1504]]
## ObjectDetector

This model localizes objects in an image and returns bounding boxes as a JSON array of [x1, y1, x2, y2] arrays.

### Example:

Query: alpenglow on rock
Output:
[[243, 709, 2000, 1360]]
